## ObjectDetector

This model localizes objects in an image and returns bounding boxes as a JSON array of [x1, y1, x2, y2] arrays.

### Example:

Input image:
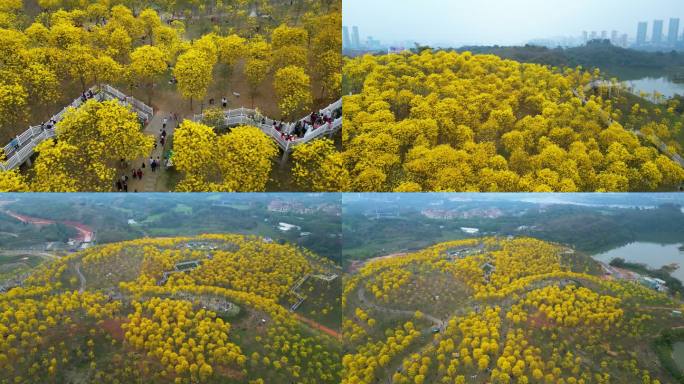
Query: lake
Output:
[[624, 77, 684, 99], [673, 342, 684, 371], [593, 242, 684, 282]]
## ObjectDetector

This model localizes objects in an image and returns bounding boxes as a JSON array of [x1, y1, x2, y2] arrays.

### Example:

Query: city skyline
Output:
[[343, 0, 684, 47]]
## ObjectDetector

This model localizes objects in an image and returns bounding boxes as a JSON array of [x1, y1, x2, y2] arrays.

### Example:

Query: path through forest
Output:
[[126, 110, 178, 192]]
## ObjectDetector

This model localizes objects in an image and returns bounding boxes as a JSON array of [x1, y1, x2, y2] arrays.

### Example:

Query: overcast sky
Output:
[[343, 0, 684, 46]]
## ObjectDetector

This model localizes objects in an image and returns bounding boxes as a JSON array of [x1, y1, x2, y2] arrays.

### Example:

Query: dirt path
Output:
[[74, 262, 86, 293], [293, 313, 341, 339]]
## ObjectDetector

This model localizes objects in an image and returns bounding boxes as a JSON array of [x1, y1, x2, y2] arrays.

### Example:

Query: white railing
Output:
[[195, 99, 342, 152], [101, 84, 154, 120], [2, 85, 153, 171]]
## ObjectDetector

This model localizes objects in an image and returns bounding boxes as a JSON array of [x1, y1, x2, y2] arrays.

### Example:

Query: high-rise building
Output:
[[621, 33, 628, 47], [342, 26, 351, 49], [669, 18, 680, 45], [637, 22, 648, 45], [653, 20, 664, 44], [352, 26, 361, 49], [611, 30, 618, 43], [582, 31, 588, 43], [590, 31, 597, 40], [601, 30, 608, 39]]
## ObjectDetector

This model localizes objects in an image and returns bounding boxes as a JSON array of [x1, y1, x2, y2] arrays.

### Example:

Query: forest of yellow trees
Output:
[[0, 0, 342, 192], [343, 237, 682, 384], [342, 50, 684, 192], [0, 234, 341, 383]]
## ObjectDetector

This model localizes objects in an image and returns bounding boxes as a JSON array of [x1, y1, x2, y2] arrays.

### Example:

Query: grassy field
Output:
[[0, 253, 45, 281]]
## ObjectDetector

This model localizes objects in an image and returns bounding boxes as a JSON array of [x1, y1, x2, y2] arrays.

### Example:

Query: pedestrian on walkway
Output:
[[222, 96, 227, 108], [137, 168, 143, 179], [132, 169, 137, 180], [151, 159, 157, 172], [162, 117, 168, 130]]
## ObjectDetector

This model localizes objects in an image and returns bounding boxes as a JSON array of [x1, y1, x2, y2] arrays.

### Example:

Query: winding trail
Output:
[[354, 275, 600, 382], [74, 263, 86, 293], [357, 286, 443, 328]]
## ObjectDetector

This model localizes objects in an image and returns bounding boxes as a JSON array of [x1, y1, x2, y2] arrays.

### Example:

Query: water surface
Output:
[[593, 242, 684, 282], [624, 77, 684, 99]]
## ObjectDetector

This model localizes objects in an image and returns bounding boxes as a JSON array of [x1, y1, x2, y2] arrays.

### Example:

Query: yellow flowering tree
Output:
[[292, 138, 349, 191], [129, 45, 167, 104], [174, 48, 215, 111], [216, 126, 277, 191], [274, 65, 312, 120], [31, 99, 152, 191]]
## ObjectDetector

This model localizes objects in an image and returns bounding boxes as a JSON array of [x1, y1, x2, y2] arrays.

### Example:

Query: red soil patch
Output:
[[62, 220, 95, 242], [4, 210, 55, 226], [4, 210, 94, 242], [100, 318, 129, 341], [294, 313, 341, 339], [527, 311, 555, 329]]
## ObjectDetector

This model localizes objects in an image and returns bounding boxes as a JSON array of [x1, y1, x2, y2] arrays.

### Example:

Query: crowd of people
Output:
[[271, 108, 340, 142], [80, 89, 96, 103], [114, 113, 176, 192]]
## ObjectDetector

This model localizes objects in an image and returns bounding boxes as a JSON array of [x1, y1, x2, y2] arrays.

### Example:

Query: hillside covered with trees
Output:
[[342, 50, 684, 192], [0, 234, 342, 383], [343, 237, 684, 384]]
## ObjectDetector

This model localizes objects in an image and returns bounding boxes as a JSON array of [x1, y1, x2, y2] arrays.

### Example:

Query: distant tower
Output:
[[601, 30, 608, 39], [611, 30, 618, 43], [637, 22, 648, 45], [342, 26, 351, 49], [590, 31, 597, 40], [582, 31, 588, 43], [653, 20, 664, 44], [352, 26, 361, 49], [621, 33, 628, 47], [668, 18, 680, 45]]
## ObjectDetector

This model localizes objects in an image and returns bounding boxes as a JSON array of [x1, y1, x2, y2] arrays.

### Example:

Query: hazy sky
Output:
[[343, 0, 684, 46]]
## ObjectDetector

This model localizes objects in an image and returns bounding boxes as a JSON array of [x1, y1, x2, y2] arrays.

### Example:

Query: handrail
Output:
[[195, 99, 342, 152], [1, 84, 153, 171]]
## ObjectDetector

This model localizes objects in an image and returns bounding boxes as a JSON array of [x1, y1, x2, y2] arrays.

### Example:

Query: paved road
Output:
[[0, 249, 58, 260], [126, 111, 178, 192]]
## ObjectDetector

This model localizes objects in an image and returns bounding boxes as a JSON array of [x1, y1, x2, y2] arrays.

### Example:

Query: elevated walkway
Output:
[[194, 98, 342, 152], [1, 84, 153, 171]]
